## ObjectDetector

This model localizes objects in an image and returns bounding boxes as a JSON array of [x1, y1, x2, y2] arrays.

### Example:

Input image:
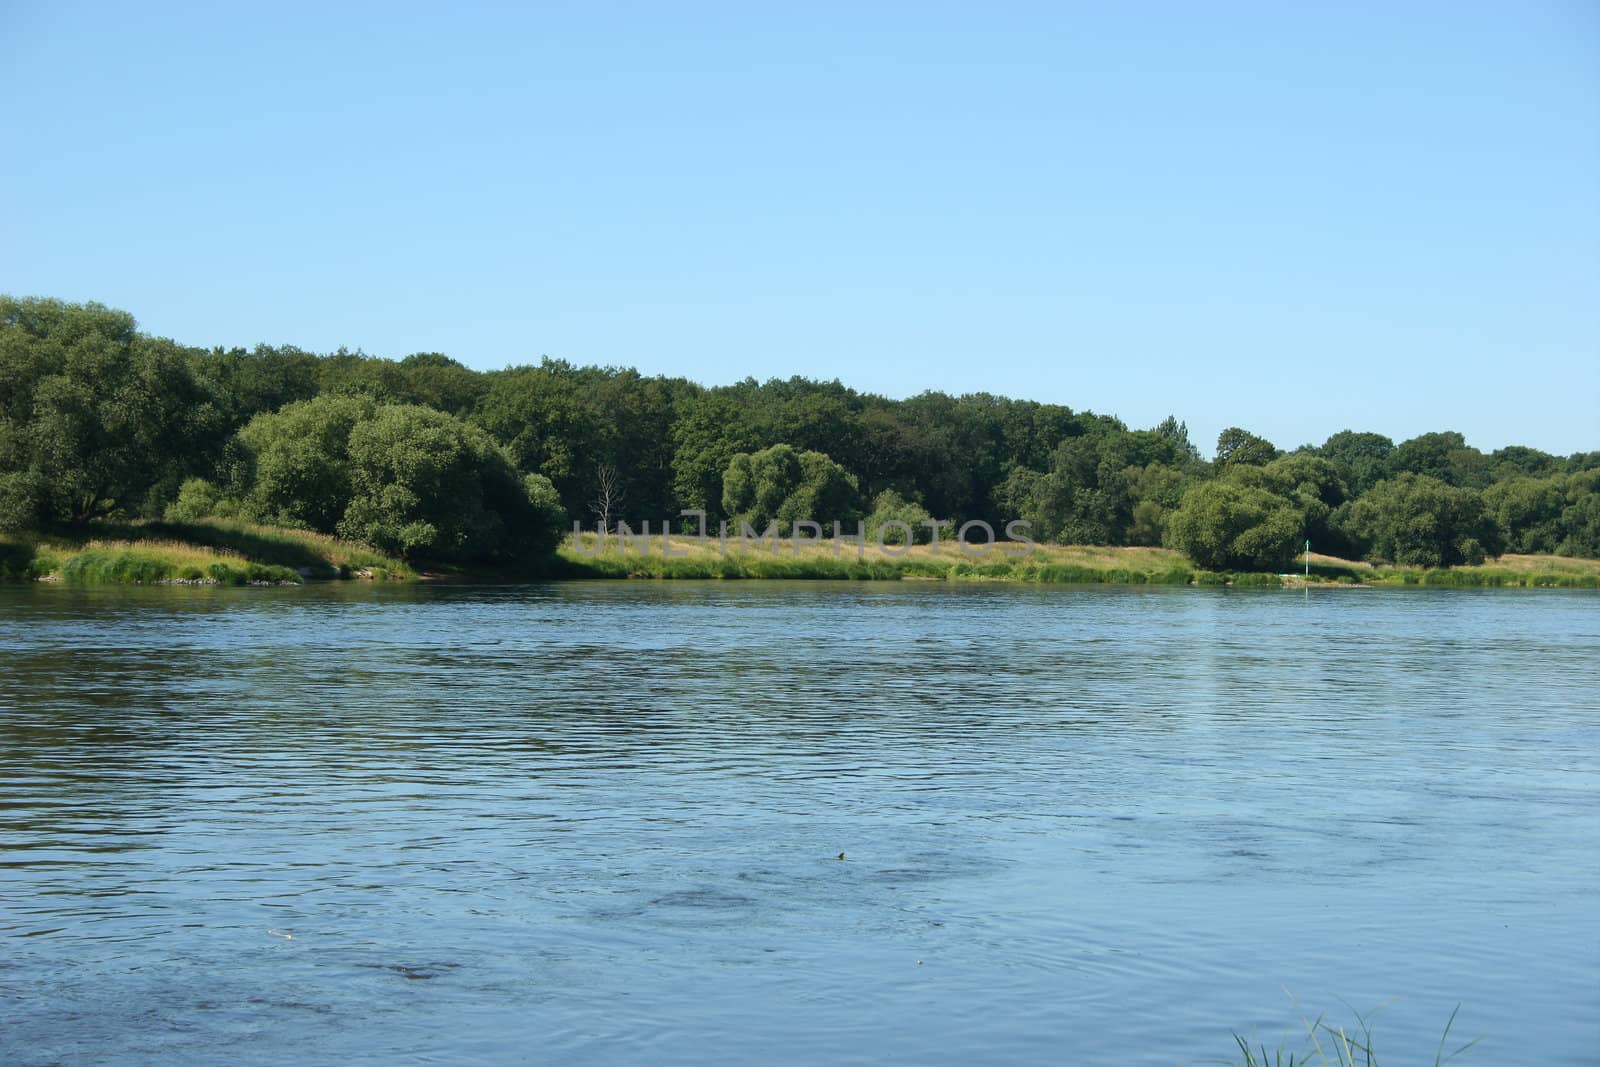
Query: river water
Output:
[[1, 582, 1596, 1065]]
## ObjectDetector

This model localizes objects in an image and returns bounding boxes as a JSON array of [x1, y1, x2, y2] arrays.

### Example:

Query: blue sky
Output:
[[3, 1, 1596, 455]]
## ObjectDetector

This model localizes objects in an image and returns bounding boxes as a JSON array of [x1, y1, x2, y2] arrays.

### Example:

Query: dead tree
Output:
[[590, 462, 625, 533]]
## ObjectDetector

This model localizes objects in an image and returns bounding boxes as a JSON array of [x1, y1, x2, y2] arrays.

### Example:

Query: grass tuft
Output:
[[1226, 1002, 1480, 1067]]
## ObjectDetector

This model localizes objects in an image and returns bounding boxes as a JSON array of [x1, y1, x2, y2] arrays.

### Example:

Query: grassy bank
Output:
[[1297, 551, 1600, 588], [1, 519, 413, 585], [557, 534, 1257, 585], [7, 522, 1595, 589], [558, 533, 1600, 588]]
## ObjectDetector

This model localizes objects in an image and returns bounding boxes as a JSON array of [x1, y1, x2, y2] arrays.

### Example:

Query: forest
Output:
[[3, 296, 1597, 572]]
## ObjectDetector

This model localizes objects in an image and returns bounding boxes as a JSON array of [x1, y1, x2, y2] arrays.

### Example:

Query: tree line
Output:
[[2, 296, 1597, 570]]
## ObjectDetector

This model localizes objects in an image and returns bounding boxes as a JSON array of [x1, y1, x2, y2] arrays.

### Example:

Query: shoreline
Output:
[[6, 524, 1599, 590]]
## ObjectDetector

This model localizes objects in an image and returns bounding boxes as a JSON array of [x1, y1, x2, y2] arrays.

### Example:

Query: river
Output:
[[1, 582, 1596, 1064]]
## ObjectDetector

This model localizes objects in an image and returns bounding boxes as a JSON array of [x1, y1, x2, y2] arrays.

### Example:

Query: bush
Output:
[[1335, 473, 1503, 567], [722, 444, 860, 534], [863, 490, 952, 546], [1165, 481, 1301, 571], [0, 471, 45, 531], [164, 477, 231, 522]]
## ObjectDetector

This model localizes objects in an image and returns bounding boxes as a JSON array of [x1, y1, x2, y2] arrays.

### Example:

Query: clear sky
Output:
[[3, 1, 1596, 455]]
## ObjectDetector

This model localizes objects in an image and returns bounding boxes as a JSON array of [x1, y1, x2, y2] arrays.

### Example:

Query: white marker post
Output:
[[1305, 539, 1310, 578]]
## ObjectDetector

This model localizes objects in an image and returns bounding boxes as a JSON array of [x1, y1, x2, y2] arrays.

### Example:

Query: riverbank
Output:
[[0, 519, 413, 585], [555, 534, 1600, 589], [5, 522, 1598, 587]]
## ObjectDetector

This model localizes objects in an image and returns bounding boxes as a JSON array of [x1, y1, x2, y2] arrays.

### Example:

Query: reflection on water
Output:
[[1, 582, 1597, 1065]]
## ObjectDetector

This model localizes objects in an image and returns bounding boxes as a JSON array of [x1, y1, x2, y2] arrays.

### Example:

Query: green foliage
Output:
[[397, 352, 489, 415], [1489, 444, 1561, 480], [0, 538, 58, 579], [230, 395, 564, 565], [338, 405, 563, 563], [670, 386, 765, 518], [1151, 415, 1203, 465], [164, 477, 235, 523], [5, 293, 1599, 570], [1001, 423, 1180, 545], [863, 490, 952, 545], [1554, 469, 1600, 557], [1164, 480, 1302, 571], [234, 394, 374, 531], [0, 470, 46, 531], [1483, 475, 1565, 554], [1316, 430, 1394, 496], [1242, 453, 1351, 554], [1335, 473, 1503, 567], [721, 443, 860, 534], [1386, 431, 1490, 488], [1215, 426, 1279, 470], [0, 296, 225, 525], [1124, 463, 1195, 546], [190, 344, 322, 431], [472, 360, 611, 517]]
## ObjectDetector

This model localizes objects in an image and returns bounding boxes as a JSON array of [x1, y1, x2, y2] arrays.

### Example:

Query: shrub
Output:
[[1334, 473, 1503, 567], [722, 444, 861, 534], [164, 477, 228, 522], [1165, 481, 1301, 571], [863, 490, 952, 546]]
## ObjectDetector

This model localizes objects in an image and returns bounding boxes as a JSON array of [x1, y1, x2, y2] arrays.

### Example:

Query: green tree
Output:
[[1245, 452, 1350, 553], [1483, 475, 1565, 554], [1164, 481, 1302, 571], [1555, 470, 1600, 557], [1215, 427, 1279, 471], [0, 297, 222, 526], [721, 444, 859, 533], [1317, 430, 1394, 496], [472, 360, 607, 516], [1123, 463, 1193, 546], [1151, 415, 1203, 466], [1386, 431, 1488, 487], [1334, 473, 1503, 566], [233, 394, 376, 531], [164, 477, 233, 522], [1004, 424, 1155, 545], [1490, 445, 1561, 480], [338, 405, 560, 562], [397, 352, 489, 416], [863, 489, 950, 545], [671, 387, 763, 519], [190, 344, 323, 432]]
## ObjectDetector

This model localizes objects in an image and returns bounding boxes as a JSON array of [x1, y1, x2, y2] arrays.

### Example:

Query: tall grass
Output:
[[56, 543, 301, 585], [553, 544, 1282, 586], [1229, 1003, 1479, 1067], [2, 518, 411, 584], [111, 518, 411, 577], [1372, 566, 1599, 589]]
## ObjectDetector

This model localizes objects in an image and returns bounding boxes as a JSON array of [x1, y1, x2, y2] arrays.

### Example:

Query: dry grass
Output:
[[1479, 553, 1600, 576], [567, 531, 1188, 570], [80, 538, 247, 567], [563, 531, 1599, 588]]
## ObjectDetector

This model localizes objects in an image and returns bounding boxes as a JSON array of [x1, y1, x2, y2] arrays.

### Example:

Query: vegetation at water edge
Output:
[[1227, 1002, 1479, 1067], [2, 295, 1597, 582], [1, 518, 413, 585]]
